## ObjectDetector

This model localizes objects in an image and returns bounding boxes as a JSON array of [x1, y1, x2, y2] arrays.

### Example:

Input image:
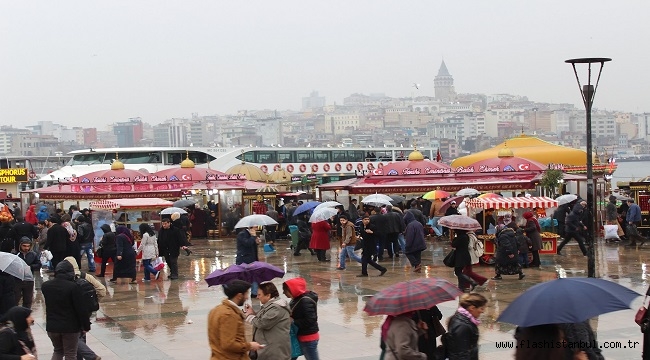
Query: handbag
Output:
[[290, 322, 302, 358], [635, 295, 648, 325], [151, 257, 165, 271], [443, 249, 456, 268]]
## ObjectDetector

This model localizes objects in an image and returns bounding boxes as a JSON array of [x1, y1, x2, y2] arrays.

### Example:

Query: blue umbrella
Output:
[[293, 201, 322, 216], [497, 277, 640, 327]]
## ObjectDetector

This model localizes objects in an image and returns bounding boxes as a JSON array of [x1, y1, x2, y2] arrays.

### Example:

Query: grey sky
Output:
[[1, 1, 648, 128]]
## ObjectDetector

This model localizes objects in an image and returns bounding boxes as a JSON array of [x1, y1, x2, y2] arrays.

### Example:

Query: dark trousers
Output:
[[266, 225, 277, 242], [51, 251, 66, 270], [315, 249, 327, 261], [164, 255, 179, 278], [530, 250, 541, 266], [15, 280, 34, 309], [361, 250, 385, 275], [375, 233, 387, 259], [405, 251, 422, 267], [99, 251, 116, 277], [48, 331, 79, 360], [557, 231, 587, 255], [385, 232, 400, 256]]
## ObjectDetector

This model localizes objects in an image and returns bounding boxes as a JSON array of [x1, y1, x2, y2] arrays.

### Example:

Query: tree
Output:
[[539, 169, 564, 198]]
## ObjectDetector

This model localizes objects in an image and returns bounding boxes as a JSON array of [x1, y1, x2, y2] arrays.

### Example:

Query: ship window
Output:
[[237, 151, 256, 163], [120, 152, 162, 164], [331, 151, 346, 161], [256, 151, 276, 164], [296, 151, 313, 162], [348, 151, 364, 162], [312, 151, 330, 162], [277, 151, 294, 163], [69, 153, 106, 165]]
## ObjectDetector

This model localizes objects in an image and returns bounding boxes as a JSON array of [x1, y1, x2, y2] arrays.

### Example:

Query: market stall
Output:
[[465, 196, 559, 255]]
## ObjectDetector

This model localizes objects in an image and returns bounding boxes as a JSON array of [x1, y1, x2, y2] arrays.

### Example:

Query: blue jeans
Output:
[[299, 340, 319, 360], [398, 233, 406, 253], [338, 245, 361, 268], [251, 281, 258, 297], [79, 243, 96, 272], [519, 252, 529, 267], [431, 217, 443, 236], [142, 259, 157, 280]]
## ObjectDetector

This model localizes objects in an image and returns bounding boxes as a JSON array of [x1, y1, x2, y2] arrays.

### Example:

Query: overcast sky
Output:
[[1, 1, 648, 128]]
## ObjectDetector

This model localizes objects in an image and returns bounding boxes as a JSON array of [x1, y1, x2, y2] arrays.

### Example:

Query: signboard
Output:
[[0, 168, 28, 183]]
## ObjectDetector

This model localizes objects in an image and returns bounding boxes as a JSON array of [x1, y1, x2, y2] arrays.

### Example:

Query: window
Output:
[[256, 151, 277, 164], [236, 151, 256, 163], [120, 152, 163, 164], [332, 151, 346, 161], [296, 151, 313, 162], [312, 151, 330, 162], [277, 151, 294, 163], [347, 151, 364, 162], [69, 153, 106, 165]]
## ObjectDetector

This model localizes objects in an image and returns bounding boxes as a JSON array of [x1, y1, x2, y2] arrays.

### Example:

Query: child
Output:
[[515, 228, 531, 268]]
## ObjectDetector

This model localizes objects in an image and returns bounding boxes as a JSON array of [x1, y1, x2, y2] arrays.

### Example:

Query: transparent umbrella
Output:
[[309, 207, 339, 223], [234, 215, 278, 229], [314, 201, 342, 212], [161, 207, 188, 215], [0, 252, 32, 280]]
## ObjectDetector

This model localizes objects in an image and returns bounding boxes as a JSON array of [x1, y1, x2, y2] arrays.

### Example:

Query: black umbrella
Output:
[[389, 195, 406, 205], [173, 199, 196, 208]]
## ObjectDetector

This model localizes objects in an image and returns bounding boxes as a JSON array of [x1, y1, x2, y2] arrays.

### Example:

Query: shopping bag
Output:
[[151, 257, 165, 271], [290, 323, 302, 358], [443, 249, 456, 268], [40, 250, 52, 265], [604, 225, 619, 240]]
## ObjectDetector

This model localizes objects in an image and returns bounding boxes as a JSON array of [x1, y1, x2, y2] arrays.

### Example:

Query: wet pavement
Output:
[[28, 237, 649, 360]]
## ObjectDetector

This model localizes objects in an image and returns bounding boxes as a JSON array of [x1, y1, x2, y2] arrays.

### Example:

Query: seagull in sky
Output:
[[413, 83, 420, 90]]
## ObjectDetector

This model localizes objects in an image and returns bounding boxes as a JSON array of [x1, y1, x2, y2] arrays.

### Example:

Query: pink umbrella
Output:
[[438, 215, 482, 231]]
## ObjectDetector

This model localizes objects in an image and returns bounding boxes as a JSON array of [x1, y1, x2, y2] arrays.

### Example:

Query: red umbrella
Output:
[[438, 196, 465, 215], [363, 278, 463, 316]]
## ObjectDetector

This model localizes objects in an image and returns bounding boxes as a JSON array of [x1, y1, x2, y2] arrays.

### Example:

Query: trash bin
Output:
[[289, 225, 299, 250]]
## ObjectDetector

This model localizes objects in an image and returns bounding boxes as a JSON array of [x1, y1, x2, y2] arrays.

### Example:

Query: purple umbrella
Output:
[[205, 261, 285, 287]]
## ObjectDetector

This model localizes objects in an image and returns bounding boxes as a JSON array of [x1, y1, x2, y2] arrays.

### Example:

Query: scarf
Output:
[[380, 316, 394, 341], [457, 306, 480, 326]]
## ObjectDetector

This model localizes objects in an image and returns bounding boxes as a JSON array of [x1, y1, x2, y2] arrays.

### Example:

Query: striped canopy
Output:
[[89, 198, 174, 210], [465, 196, 558, 209]]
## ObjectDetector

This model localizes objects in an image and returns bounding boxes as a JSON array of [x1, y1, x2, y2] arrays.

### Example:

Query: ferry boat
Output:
[[38, 146, 437, 185]]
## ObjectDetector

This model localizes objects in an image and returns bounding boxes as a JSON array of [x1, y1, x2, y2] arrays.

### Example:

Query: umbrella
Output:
[[361, 194, 393, 207], [498, 277, 641, 327], [438, 196, 465, 215], [205, 261, 285, 287], [478, 192, 502, 199], [556, 194, 578, 206], [438, 215, 482, 231], [313, 201, 342, 212], [173, 199, 197, 208], [363, 278, 463, 316], [161, 207, 188, 215], [0, 252, 32, 281], [422, 190, 451, 200], [234, 214, 278, 229], [293, 201, 322, 216], [612, 193, 632, 201], [389, 195, 406, 205], [456, 188, 479, 197], [309, 207, 339, 223]]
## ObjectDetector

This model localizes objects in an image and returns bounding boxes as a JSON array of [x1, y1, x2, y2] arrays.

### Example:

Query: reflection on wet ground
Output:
[[29, 238, 648, 359]]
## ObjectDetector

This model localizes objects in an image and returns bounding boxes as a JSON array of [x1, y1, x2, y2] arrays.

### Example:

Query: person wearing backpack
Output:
[[63, 256, 105, 360], [75, 216, 96, 273]]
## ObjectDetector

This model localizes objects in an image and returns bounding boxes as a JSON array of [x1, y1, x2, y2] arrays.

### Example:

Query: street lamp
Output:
[[565, 57, 611, 278]]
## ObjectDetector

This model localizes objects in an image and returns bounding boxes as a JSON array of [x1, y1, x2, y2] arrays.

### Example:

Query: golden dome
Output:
[[225, 163, 269, 182], [180, 151, 195, 168], [497, 147, 514, 158], [269, 168, 292, 183], [111, 153, 125, 170], [407, 149, 425, 161]]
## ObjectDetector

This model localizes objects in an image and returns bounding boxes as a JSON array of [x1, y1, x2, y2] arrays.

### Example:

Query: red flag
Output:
[[436, 149, 442, 162]]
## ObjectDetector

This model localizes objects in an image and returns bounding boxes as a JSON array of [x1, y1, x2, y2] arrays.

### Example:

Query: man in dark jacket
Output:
[[384, 205, 404, 258], [557, 202, 588, 256], [11, 220, 38, 253], [157, 218, 190, 280], [404, 211, 427, 273], [41, 260, 91, 359], [552, 202, 572, 238], [407, 202, 427, 227], [370, 209, 388, 261], [98, 224, 116, 277], [357, 215, 387, 277], [75, 215, 96, 273], [44, 216, 70, 270], [235, 226, 261, 296], [16, 237, 40, 309]]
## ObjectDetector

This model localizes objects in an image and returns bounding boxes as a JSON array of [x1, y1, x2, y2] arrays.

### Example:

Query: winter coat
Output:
[[157, 226, 188, 258], [340, 221, 357, 247], [248, 297, 292, 360], [309, 221, 331, 251], [523, 215, 543, 251], [0, 224, 16, 253], [35, 206, 49, 222], [406, 208, 427, 227], [451, 231, 472, 268], [285, 278, 319, 339], [360, 222, 378, 254], [515, 229, 531, 254], [446, 311, 479, 360], [41, 261, 91, 333], [25, 205, 38, 225], [99, 225, 117, 254], [11, 222, 38, 253], [384, 211, 404, 234], [137, 233, 158, 260], [565, 207, 585, 234], [18, 249, 41, 273], [208, 299, 250, 360], [404, 212, 426, 254], [0, 306, 36, 358], [44, 223, 69, 253], [370, 213, 388, 234], [76, 222, 94, 244], [235, 229, 259, 265], [384, 315, 427, 360], [63, 256, 106, 298], [0, 272, 15, 318], [606, 196, 618, 222], [495, 228, 519, 264]]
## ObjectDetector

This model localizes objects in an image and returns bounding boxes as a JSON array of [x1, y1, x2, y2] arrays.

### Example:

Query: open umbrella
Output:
[[0, 252, 32, 280], [364, 278, 463, 316], [556, 194, 578, 206], [438, 196, 465, 215], [309, 207, 339, 223], [478, 192, 502, 199], [612, 193, 632, 201], [313, 201, 342, 212], [234, 214, 278, 229], [205, 261, 285, 287], [498, 277, 640, 327], [422, 190, 451, 200], [361, 194, 393, 207], [173, 199, 197, 208], [438, 215, 482, 231], [456, 188, 479, 197], [389, 195, 406, 205], [160, 207, 188, 215], [293, 201, 322, 216]]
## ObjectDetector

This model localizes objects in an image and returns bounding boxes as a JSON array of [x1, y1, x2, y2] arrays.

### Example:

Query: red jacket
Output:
[[309, 221, 331, 250]]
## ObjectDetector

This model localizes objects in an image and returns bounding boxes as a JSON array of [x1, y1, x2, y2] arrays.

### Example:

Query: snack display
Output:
[[540, 232, 560, 238]]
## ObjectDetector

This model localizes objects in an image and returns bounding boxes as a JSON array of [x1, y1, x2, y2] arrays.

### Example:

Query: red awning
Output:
[[89, 198, 174, 210], [466, 196, 558, 209], [23, 184, 182, 200]]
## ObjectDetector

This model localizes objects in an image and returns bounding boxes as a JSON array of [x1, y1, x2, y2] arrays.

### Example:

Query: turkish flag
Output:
[[436, 149, 442, 162]]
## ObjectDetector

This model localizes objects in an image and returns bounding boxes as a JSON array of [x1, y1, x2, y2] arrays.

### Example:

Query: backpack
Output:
[[75, 272, 99, 314], [468, 232, 484, 258]]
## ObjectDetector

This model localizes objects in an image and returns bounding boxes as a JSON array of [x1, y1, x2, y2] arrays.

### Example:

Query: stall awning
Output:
[[466, 196, 558, 209], [23, 184, 183, 200], [90, 198, 174, 210]]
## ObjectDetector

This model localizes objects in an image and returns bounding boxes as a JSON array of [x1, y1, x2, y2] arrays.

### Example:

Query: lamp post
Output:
[[565, 57, 611, 278]]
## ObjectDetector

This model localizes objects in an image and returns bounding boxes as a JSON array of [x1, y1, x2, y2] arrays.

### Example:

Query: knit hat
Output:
[[19, 237, 32, 245]]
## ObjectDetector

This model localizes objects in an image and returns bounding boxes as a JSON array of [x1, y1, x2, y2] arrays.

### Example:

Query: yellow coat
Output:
[[208, 299, 251, 360]]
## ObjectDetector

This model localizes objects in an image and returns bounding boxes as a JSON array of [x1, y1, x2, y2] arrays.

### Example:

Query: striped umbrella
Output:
[[438, 215, 482, 231], [422, 190, 451, 200], [478, 192, 502, 199], [363, 278, 463, 316]]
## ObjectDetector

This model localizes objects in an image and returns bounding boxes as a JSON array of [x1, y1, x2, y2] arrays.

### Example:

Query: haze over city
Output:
[[1, 0, 649, 127]]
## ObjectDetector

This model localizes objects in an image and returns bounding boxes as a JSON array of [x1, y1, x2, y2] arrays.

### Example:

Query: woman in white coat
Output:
[[137, 223, 160, 281]]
